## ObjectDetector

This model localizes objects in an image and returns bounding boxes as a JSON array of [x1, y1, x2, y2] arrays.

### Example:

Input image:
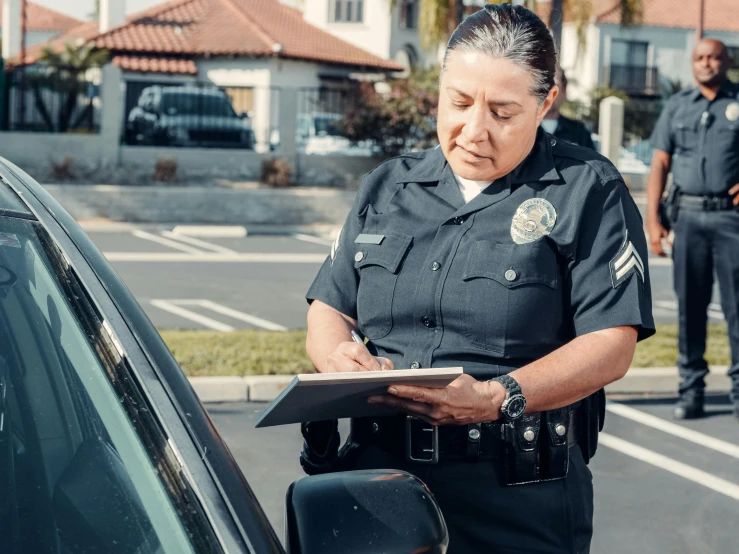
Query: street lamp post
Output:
[[696, 0, 705, 41]]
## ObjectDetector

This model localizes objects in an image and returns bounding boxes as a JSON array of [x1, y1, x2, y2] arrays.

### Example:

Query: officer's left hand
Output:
[[730, 183, 739, 205], [367, 374, 504, 426]]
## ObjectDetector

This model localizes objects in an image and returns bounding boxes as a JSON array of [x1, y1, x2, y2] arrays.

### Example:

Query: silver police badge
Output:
[[510, 198, 557, 244], [726, 102, 739, 122]]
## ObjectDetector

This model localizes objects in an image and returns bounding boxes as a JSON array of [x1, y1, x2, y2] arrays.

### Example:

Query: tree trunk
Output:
[[551, 0, 564, 56]]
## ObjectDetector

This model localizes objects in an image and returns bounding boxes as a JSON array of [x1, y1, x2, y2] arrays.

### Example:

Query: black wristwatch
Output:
[[489, 374, 527, 422]]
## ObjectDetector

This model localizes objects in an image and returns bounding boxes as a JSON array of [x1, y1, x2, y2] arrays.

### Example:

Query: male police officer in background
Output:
[[540, 68, 595, 149], [647, 39, 739, 420]]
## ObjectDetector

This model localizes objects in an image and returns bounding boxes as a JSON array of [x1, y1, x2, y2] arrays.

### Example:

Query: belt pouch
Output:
[[542, 408, 570, 480], [502, 413, 541, 486], [577, 390, 604, 464]]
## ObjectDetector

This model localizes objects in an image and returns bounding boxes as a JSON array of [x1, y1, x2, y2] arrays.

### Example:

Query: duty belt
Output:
[[677, 194, 736, 211], [350, 410, 578, 465]]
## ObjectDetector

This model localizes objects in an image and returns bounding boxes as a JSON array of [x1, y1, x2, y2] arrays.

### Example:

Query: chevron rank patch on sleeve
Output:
[[609, 232, 645, 288]]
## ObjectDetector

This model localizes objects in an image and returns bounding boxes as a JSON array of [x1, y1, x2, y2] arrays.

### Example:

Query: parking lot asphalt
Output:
[[83, 221, 739, 553], [83, 225, 716, 331], [209, 395, 739, 554]]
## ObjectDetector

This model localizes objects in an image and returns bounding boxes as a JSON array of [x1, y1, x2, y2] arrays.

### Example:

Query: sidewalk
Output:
[[188, 366, 733, 403]]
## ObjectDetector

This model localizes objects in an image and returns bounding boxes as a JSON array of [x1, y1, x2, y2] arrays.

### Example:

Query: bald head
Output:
[[692, 39, 730, 88]]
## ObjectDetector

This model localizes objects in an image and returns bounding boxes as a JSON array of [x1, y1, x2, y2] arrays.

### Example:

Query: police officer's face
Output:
[[692, 40, 730, 87], [437, 51, 558, 181]]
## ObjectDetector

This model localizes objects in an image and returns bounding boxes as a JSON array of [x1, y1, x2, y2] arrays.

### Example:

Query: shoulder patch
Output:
[[610, 232, 644, 288]]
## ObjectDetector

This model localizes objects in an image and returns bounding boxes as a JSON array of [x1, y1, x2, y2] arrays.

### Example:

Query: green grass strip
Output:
[[159, 324, 731, 377]]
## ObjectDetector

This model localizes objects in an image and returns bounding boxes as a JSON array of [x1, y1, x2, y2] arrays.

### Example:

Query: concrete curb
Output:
[[44, 184, 356, 226], [188, 366, 733, 403]]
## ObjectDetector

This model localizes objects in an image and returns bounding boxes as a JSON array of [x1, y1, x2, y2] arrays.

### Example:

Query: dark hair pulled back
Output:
[[443, 4, 557, 103]]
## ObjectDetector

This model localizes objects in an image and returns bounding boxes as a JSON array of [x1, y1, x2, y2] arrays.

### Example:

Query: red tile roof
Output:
[[113, 55, 198, 75], [592, 0, 739, 33], [0, 1, 82, 33], [20, 0, 403, 74]]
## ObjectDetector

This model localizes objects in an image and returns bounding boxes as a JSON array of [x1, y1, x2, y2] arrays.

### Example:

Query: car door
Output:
[[0, 160, 285, 554], [0, 159, 450, 554]]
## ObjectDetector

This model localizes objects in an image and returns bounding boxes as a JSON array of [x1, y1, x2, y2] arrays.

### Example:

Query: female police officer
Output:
[[304, 4, 654, 553]]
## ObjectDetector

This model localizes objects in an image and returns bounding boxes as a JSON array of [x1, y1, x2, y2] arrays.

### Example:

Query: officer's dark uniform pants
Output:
[[673, 209, 739, 401], [350, 443, 594, 554]]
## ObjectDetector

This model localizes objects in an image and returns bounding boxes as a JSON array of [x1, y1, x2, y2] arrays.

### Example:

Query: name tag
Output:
[[354, 234, 385, 245]]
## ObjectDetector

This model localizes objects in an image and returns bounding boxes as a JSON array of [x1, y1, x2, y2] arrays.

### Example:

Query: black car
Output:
[[0, 158, 448, 554], [126, 86, 257, 149]]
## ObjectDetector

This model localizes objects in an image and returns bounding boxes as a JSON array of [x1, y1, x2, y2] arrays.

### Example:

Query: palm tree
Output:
[[412, 0, 642, 52], [35, 42, 110, 132]]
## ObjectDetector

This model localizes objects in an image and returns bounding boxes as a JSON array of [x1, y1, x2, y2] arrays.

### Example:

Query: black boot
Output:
[[673, 389, 705, 420]]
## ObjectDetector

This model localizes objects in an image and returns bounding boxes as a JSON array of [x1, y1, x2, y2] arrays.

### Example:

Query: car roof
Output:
[[159, 87, 225, 96], [0, 173, 35, 218]]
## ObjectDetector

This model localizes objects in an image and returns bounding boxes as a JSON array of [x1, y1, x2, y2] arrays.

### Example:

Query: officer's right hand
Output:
[[647, 219, 671, 257], [325, 342, 395, 372]]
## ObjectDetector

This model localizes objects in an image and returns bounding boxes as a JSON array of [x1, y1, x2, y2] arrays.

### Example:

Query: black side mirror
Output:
[[285, 469, 448, 554]]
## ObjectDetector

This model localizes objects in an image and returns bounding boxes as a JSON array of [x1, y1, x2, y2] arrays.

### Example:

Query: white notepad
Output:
[[255, 367, 463, 428]]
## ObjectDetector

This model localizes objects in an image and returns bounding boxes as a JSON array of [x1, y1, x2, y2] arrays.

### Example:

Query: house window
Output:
[[610, 39, 649, 68], [400, 0, 418, 30], [330, 0, 364, 23], [608, 40, 654, 95]]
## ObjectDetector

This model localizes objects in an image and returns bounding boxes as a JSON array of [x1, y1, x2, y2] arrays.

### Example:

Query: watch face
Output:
[[505, 395, 527, 419]]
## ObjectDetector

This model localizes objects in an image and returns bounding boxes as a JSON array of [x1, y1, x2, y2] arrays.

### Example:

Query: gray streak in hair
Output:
[[441, 4, 557, 103]]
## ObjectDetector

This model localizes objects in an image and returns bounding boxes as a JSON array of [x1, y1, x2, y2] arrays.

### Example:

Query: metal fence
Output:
[[1, 66, 101, 133], [293, 87, 368, 156], [122, 81, 279, 151]]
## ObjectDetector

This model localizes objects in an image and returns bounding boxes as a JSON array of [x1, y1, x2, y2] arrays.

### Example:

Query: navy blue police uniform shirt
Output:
[[307, 130, 655, 379], [553, 115, 595, 150], [650, 81, 739, 196]]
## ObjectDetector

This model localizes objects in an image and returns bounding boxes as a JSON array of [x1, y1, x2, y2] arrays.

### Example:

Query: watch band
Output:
[[489, 374, 526, 422], [491, 374, 522, 397]]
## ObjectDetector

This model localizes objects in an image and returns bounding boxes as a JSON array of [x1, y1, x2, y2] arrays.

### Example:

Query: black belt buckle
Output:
[[703, 196, 721, 211], [405, 416, 439, 464]]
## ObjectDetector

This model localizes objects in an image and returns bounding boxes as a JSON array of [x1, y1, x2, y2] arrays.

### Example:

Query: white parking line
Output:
[[104, 252, 327, 263], [292, 233, 333, 247], [654, 300, 724, 321], [131, 230, 204, 255], [160, 231, 238, 255], [150, 300, 235, 332], [599, 433, 739, 501], [175, 300, 287, 332], [171, 225, 247, 238], [607, 402, 739, 460]]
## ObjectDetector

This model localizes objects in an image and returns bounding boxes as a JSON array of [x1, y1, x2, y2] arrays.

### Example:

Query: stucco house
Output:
[[12, 0, 403, 149], [301, 0, 435, 75], [554, 0, 739, 103]]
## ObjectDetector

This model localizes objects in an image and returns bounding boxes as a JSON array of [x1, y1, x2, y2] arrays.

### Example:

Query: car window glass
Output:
[[0, 216, 199, 554], [161, 92, 235, 117]]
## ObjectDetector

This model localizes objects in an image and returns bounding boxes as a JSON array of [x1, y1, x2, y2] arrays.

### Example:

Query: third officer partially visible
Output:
[[540, 67, 595, 150], [647, 39, 739, 420]]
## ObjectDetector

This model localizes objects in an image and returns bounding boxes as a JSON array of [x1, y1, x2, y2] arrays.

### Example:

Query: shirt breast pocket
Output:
[[673, 120, 698, 152], [461, 240, 562, 355], [354, 233, 413, 340], [718, 122, 739, 147]]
